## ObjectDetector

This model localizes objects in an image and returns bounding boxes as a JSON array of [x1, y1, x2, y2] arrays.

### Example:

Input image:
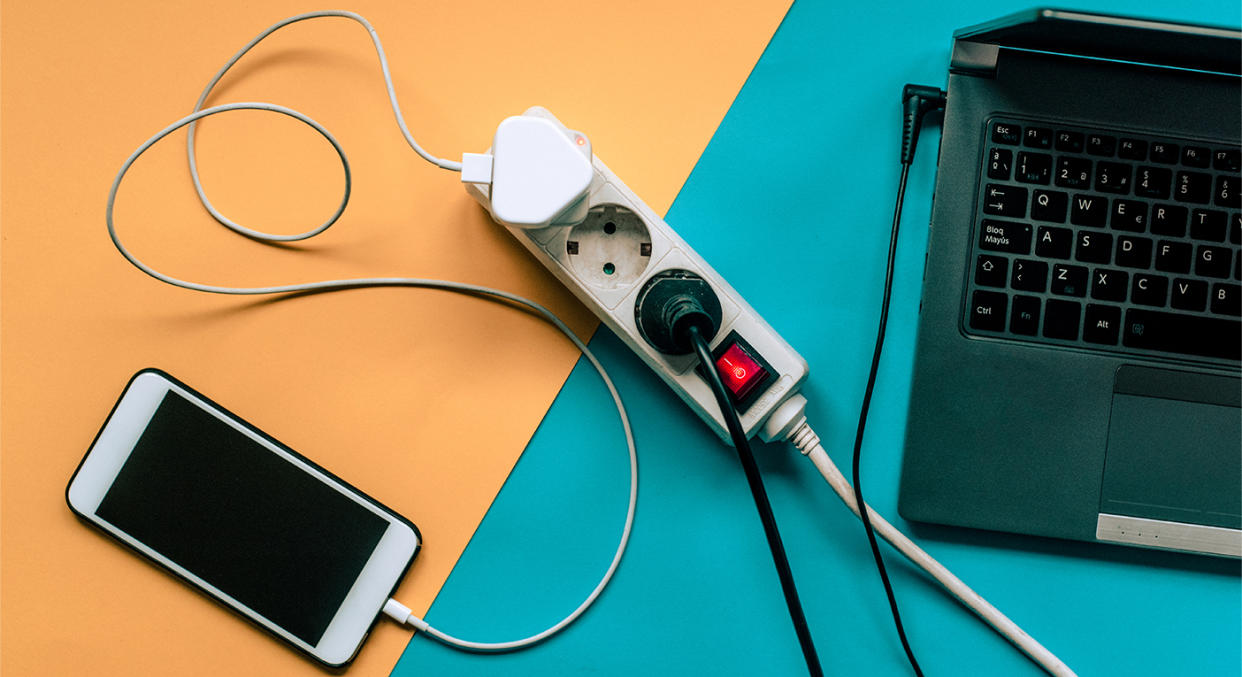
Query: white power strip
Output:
[[466, 107, 807, 441]]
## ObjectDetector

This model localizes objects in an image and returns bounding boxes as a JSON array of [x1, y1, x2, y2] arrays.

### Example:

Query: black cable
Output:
[[688, 326, 824, 677], [852, 161, 922, 677], [850, 84, 945, 677]]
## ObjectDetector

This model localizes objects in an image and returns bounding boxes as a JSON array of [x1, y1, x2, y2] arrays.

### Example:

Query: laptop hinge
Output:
[[950, 40, 1000, 77]]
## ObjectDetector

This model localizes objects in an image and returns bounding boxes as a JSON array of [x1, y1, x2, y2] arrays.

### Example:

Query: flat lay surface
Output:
[[394, 1, 1242, 675], [0, 1, 788, 674]]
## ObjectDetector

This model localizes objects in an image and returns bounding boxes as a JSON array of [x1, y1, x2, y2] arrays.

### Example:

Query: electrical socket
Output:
[[566, 205, 652, 290], [465, 107, 808, 441]]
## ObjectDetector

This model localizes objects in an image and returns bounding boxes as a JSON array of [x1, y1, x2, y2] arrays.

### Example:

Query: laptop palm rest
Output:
[[1096, 366, 1241, 557]]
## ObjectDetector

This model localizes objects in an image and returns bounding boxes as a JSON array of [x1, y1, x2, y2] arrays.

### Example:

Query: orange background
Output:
[[0, 1, 790, 675]]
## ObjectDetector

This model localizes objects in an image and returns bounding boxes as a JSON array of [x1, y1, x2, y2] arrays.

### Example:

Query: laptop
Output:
[[899, 9, 1241, 557]]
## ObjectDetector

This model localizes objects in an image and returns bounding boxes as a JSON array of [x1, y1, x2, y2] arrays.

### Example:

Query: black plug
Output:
[[900, 84, 947, 165], [633, 269, 722, 355]]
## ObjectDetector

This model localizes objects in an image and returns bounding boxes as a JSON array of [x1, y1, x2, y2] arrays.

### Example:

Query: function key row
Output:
[[986, 149, 1238, 206], [991, 121, 1241, 171]]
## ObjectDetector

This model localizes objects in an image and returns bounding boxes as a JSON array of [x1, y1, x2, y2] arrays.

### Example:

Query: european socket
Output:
[[566, 205, 652, 290]]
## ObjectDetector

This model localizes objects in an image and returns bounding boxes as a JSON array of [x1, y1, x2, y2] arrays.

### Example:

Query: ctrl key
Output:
[[970, 290, 1008, 331]]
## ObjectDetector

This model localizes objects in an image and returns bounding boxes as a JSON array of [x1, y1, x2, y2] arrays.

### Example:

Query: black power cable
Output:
[[687, 325, 823, 677], [850, 84, 946, 677]]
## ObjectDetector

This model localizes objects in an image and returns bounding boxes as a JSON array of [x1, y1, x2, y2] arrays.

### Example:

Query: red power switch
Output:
[[715, 341, 769, 401]]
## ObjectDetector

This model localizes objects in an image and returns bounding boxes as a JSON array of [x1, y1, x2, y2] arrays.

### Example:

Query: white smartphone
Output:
[[66, 369, 421, 668]]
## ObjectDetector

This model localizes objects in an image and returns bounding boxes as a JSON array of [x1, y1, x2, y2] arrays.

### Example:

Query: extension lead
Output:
[[107, 10, 636, 654]]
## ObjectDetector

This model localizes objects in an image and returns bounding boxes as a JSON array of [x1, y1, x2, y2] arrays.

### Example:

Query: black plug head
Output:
[[634, 269, 722, 355], [901, 84, 947, 165]]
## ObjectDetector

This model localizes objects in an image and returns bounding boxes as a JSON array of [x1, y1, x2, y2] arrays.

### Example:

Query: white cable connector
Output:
[[765, 395, 1076, 677]]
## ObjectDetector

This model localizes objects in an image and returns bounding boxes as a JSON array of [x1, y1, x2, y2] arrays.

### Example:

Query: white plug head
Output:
[[469, 116, 592, 229]]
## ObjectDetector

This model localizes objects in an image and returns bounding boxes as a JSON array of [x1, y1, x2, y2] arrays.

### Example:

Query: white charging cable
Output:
[[762, 395, 1076, 676], [106, 10, 635, 653]]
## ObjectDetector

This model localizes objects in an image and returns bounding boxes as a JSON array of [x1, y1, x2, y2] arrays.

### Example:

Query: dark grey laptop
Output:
[[900, 9, 1241, 557]]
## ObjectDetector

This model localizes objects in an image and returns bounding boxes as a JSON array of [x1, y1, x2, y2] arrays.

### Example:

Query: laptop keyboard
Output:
[[964, 117, 1242, 363]]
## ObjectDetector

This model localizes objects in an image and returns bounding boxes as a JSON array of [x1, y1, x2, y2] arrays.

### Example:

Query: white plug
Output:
[[466, 107, 808, 441], [462, 116, 593, 229]]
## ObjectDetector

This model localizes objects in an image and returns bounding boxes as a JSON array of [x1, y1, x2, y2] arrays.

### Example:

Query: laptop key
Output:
[[1023, 127, 1052, 148], [1075, 231, 1112, 264], [1010, 295, 1040, 335], [1175, 171, 1211, 203], [1150, 142, 1178, 164], [1110, 200, 1147, 232], [983, 184, 1027, 217], [1216, 176, 1239, 208], [1095, 162, 1132, 194], [1131, 273, 1168, 306], [1123, 309, 1241, 360], [1196, 245, 1231, 278], [1091, 269, 1128, 302], [1134, 166, 1171, 199], [1150, 204, 1187, 236], [1190, 209, 1226, 242], [1083, 304, 1122, 344], [1055, 157, 1092, 189], [1031, 189, 1067, 222], [1232, 213, 1240, 245], [1115, 235, 1153, 268], [1055, 130, 1084, 153], [1016, 152, 1052, 184], [992, 122, 1021, 145], [1043, 299, 1081, 340], [969, 290, 1007, 331], [1181, 145, 1210, 168], [987, 149, 1012, 180], [1035, 226, 1072, 259], [1155, 241, 1192, 274], [975, 254, 1008, 287], [1170, 278, 1208, 311], [1212, 283, 1241, 316], [1087, 134, 1116, 156], [979, 220, 1031, 253], [1118, 138, 1147, 160], [1051, 264, 1088, 297], [1010, 259, 1048, 292], [1214, 148, 1240, 172], [1070, 194, 1107, 227]]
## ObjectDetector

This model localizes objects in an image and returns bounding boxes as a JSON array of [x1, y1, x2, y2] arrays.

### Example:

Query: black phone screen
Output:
[[95, 391, 388, 645]]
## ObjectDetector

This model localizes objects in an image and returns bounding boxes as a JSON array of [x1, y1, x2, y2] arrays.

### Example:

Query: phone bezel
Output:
[[66, 368, 420, 668]]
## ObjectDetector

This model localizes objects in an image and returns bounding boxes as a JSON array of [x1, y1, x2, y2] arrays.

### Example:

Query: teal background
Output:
[[393, 1, 1242, 675]]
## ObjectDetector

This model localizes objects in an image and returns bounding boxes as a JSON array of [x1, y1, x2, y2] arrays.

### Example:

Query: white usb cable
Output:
[[107, 10, 636, 654]]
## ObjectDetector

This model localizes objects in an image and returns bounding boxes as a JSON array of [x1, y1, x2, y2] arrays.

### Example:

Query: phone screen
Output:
[[94, 390, 388, 646]]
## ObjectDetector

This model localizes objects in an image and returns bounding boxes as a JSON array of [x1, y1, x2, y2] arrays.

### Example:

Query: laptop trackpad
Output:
[[1096, 366, 1241, 555]]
